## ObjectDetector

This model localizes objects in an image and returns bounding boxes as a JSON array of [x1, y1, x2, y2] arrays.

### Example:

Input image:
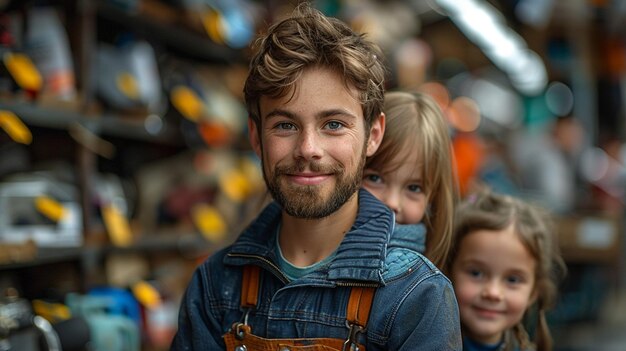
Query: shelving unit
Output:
[[0, 0, 257, 349]]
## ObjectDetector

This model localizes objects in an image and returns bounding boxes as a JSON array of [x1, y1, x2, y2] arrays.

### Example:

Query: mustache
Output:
[[275, 160, 342, 175]]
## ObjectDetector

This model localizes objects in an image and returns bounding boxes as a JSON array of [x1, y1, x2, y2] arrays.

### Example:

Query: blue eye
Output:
[[506, 275, 523, 285], [277, 122, 296, 130], [407, 184, 423, 193], [365, 174, 382, 183], [325, 121, 343, 130], [468, 269, 483, 279]]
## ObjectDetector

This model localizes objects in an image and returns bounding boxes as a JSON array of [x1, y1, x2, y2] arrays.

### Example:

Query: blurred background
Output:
[[0, 0, 623, 350]]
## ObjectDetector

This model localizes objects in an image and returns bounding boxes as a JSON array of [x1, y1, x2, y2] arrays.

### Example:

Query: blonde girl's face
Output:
[[450, 224, 537, 345], [362, 152, 428, 224]]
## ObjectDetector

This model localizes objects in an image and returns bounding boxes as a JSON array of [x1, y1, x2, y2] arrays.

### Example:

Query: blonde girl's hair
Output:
[[365, 91, 458, 268], [446, 187, 567, 351]]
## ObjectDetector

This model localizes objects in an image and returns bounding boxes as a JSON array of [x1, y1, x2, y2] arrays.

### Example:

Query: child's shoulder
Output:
[[389, 222, 426, 253], [383, 223, 438, 282]]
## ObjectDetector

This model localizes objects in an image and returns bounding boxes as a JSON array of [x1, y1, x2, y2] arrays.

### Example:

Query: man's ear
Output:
[[366, 112, 385, 157], [248, 118, 262, 157]]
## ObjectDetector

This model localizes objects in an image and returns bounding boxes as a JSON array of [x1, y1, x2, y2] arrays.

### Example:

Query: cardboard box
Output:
[[556, 215, 623, 264]]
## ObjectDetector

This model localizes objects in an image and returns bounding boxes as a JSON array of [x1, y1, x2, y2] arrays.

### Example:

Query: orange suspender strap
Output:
[[241, 265, 375, 327], [241, 265, 261, 309], [346, 286, 376, 328], [233, 265, 376, 351], [344, 286, 376, 350]]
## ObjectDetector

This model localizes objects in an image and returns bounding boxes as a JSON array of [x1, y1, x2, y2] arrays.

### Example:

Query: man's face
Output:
[[249, 66, 383, 219]]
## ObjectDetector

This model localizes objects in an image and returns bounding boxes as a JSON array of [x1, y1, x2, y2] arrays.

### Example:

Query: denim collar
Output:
[[224, 189, 393, 284]]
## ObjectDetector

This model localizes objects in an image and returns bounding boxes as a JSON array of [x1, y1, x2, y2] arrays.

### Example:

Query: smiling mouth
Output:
[[287, 173, 332, 186], [473, 307, 503, 318], [277, 161, 340, 186]]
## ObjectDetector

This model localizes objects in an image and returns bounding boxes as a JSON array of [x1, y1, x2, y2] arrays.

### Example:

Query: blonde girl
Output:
[[363, 91, 457, 268], [445, 188, 566, 351]]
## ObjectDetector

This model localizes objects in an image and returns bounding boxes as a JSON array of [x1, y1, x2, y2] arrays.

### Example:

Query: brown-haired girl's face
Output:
[[450, 224, 537, 345], [362, 152, 428, 224]]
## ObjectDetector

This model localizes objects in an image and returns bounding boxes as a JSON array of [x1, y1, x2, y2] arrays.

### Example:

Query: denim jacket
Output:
[[389, 222, 426, 253], [171, 190, 461, 350]]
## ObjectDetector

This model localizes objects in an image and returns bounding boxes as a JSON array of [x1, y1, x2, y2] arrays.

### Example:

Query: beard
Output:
[[264, 144, 367, 219]]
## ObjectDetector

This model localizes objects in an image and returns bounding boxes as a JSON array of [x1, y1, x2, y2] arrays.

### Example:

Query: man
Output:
[[172, 4, 461, 350]]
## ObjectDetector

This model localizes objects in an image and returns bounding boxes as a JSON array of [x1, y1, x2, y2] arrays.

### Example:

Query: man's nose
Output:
[[294, 129, 323, 160]]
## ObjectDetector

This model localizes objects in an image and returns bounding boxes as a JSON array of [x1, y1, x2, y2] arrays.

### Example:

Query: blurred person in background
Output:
[[509, 115, 586, 214]]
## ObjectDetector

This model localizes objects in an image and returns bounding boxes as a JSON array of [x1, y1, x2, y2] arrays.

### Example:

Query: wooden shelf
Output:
[[96, 1, 244, 64], [0, 247, 83, 270], [0, 102, 182, 145], [0, 233, 216, 270]]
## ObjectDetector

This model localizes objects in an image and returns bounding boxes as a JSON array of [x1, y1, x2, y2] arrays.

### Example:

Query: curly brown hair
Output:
[[243, 3, 386, 132]]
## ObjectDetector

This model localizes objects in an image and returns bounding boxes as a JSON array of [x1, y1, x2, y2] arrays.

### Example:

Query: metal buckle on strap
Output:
[[342, 321, 365, 351], [232, 308, 252, 341], [234, 323, 247, 341]]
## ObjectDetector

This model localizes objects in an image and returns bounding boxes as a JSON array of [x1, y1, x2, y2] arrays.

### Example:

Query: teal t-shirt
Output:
[[275, 227, 337, 281]]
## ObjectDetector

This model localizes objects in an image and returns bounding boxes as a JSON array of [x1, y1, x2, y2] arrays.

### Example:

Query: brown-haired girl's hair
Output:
[[366, 91, 458, 268], [446, 187, 566, 351], [244, 2, 386, 132]]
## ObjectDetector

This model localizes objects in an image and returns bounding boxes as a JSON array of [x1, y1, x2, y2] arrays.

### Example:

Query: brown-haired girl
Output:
[[445, 188, 566, 351]]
